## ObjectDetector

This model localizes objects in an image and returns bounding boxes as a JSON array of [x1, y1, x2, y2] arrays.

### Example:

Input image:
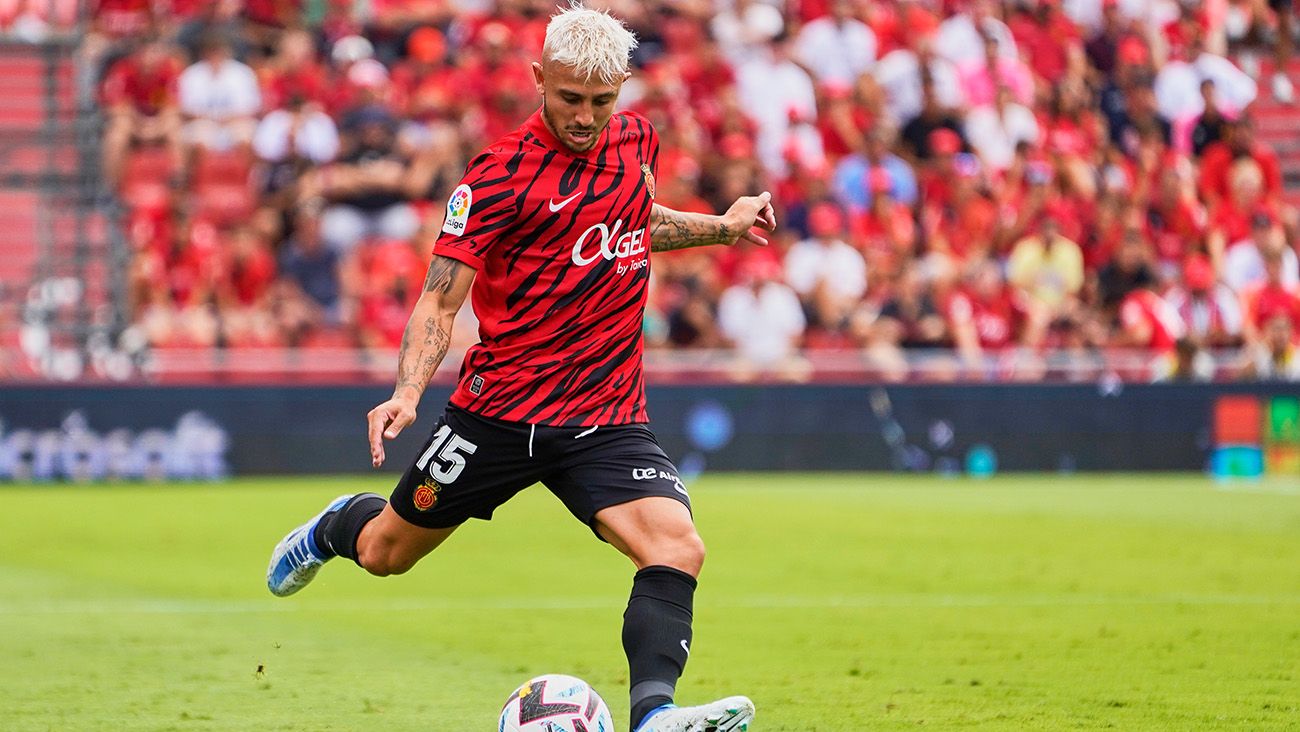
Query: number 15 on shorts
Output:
[[416, 425, 478, 483]]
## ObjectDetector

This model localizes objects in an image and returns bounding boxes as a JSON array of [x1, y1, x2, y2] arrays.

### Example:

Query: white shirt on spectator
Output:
[[1155, 53, 1256, 121], [718, 282, 806, 366], [964, 101, 1039, 171], [254, 109, 340, 164], [179, 59, 261, 120], [873, 49, 964, 125], [934, 14, 1018, 66], [1223, 242, 1300, 293], [784, 237, 868, 300], [1165, 284, 1243, 339], [794, 16, 877, 86], [736, 49, 818, 175], [1063, 0, 1177, 32]]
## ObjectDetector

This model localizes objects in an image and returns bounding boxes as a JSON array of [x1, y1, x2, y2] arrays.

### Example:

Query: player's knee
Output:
[[358, 549, 417, 577], [646, 527, 706, 577], [356, 539, 419, 577]]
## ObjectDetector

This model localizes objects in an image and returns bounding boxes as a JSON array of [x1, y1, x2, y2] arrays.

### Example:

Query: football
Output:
[[498, 674, 615, 732]]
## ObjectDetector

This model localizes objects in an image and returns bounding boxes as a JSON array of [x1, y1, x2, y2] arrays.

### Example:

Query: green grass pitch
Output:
[[2, 474, 1298, 730]]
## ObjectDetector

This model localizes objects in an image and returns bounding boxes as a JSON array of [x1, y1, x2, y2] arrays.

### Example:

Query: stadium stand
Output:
[[2, 0, 1299, 384]]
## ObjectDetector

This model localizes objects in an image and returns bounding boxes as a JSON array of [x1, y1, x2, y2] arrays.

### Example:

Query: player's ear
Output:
[[531, 61, 546, 95]]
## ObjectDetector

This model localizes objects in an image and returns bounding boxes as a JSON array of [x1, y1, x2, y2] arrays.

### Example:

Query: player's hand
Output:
[[366, 396, 418, 468], [723, 191, 777, 247]]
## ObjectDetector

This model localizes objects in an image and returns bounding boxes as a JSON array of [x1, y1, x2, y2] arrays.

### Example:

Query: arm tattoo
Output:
[[393, 257, 463, 399], [394, 313, 452, 401], [649, 205, 734, 252], [424, 257, 463, 294]]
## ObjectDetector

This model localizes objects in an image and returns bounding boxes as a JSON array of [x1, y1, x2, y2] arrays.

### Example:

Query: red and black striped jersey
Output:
[[432, 109, 659, 427]]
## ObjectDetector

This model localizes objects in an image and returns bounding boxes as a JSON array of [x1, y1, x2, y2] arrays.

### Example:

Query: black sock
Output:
[[623, 565, 697, 730], [312, 493, 386, 563]]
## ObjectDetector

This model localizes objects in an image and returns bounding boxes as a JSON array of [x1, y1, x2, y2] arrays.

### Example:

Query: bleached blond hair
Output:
[[542, 4, 638, 86]]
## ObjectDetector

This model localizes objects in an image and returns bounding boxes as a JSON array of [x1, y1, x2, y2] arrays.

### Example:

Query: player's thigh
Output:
[[389, 406, 542, 531], [542, 425, 701, 572]]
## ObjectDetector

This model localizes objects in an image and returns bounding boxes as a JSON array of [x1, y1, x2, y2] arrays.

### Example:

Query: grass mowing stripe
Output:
[[4, 593, 1300, 615]]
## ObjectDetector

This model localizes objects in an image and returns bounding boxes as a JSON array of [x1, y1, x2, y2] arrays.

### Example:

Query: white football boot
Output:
[[634, 696, 756, 732]]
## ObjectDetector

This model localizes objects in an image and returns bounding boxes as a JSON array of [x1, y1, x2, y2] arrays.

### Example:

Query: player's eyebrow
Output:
[[557, 88, 617, 102]]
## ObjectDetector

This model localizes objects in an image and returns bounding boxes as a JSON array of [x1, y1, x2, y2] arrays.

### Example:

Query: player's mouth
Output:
[[566, 129, 595, 147]]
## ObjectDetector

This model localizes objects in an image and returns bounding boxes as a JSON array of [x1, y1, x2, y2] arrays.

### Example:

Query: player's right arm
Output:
[[366, 255, 476, 468]]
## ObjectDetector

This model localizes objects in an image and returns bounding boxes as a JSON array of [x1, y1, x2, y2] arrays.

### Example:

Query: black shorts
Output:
[[390, 406, 690, 537]]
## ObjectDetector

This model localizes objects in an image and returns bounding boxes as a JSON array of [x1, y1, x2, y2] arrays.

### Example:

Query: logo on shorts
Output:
[[413, 480, 441, 511], [632, 467, 689, 497], [469, 374, 484, 395], [641, 163, 655, 198], [442, 184, 472, 235]]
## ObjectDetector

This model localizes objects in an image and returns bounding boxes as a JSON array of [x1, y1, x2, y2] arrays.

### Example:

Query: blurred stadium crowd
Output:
[[8, 0, 1300, 382]]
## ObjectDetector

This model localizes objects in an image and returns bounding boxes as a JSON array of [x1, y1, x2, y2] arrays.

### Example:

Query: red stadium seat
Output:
[[193, 183, 255, 226], [192, 150, 252, 188]]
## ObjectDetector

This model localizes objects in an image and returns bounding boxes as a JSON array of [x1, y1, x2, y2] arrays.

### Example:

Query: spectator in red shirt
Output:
[[1207, 158, 1280, 268], [1241, 245, 1300, 345], [259, 29, 329, 111], [101, 37, 184, 186], [948, 258, 1035, 367], [1199, 116, 1283, 208], [1117, 286, 1185, 352], [856, 168, 917, 280], [1006, 0, 1082, 84], [390, 26, 456, 125], [923, 152, 999, 265], [357, 237, 425, 349], [1165, 255, 1243, 348], [1145, 165, 1206, 276]]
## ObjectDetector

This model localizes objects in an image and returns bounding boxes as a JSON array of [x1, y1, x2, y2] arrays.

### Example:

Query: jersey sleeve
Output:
[[433, 152, 518, 270]]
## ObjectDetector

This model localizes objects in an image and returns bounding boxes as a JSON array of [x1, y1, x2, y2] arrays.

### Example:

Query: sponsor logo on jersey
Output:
[[413, 480, 441, 510], [442, 184, 472, 235], [641, 163, 655, 198], [572, 218, 647, 274], [469, 374, 484, 395]]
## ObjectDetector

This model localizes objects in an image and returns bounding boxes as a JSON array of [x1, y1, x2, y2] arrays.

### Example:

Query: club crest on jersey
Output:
[[413, 480, 441, 511], [641, 163, 655, 198], [442, 184, 472, 235]]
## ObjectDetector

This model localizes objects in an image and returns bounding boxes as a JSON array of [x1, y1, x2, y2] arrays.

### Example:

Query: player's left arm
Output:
[[648, 192, 777, 252]]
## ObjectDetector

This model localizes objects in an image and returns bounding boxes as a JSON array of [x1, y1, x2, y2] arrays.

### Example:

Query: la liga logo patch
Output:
[[413, 481, 441, 511], [442, 184, 472, 235]]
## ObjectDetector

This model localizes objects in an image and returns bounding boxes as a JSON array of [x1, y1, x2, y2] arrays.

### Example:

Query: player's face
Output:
[[532, 60, 629, 153]]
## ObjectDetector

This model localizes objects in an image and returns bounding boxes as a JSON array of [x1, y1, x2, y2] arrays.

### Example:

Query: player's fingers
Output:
[[758, 203, 777, 230], [367, 407, 391, 467], [385, 408, 415, 440], [742, 228, 769, 246]]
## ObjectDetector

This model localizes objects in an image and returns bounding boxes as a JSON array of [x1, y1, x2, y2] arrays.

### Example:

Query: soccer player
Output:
[[267, 7, 774, 732]]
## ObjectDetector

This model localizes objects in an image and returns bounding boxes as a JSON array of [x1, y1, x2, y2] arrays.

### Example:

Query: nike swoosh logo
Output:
[[548, 192, 581, 212], [680, 639, 690, 655]]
